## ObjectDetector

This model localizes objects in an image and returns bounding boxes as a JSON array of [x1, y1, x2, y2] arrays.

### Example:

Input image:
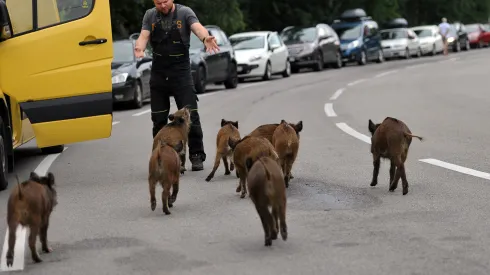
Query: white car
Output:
[[229, 31, 290, 81], [380, 28, 421, 59], [410, 25, 444, 55]]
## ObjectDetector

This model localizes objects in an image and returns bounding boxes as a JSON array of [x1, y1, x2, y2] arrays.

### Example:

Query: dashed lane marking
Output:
[[330, 88, 344, 101], [335, 122, 371, 144], [419, 158, 490, 180], [375, 70, 398, 78], [324, 103, 337, 117], [347, 79, 366, 86]]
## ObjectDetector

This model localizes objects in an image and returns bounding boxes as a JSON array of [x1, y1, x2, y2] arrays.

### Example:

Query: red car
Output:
[[466, 23, 490, 48]]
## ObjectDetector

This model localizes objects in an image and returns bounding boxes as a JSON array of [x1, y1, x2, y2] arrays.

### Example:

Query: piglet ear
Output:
[[46, 172, 55, 186], [29, 171, 40, 182], [221, 119, 226, 127], [294, 121, 303, 133], [168, 114, 175, 121], [232, 121, 239, 129], [368, 119, 376, 135], [280, 119, 286, 124]]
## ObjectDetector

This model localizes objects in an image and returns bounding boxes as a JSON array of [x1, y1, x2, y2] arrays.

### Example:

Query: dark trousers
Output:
[[149, 69, 206, 161]]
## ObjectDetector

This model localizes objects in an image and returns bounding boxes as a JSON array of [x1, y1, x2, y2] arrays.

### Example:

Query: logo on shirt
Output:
[[176, 20, 182, 29]]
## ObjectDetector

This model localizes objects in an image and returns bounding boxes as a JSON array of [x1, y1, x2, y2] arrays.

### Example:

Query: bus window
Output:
[[6, 0, 33, 35]]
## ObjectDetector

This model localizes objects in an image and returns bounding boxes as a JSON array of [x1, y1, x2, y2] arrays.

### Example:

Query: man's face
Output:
[[154, 0, 173, 14]]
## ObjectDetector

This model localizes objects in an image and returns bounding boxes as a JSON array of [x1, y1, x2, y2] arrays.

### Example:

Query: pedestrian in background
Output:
[[438, 17, 451, 55]]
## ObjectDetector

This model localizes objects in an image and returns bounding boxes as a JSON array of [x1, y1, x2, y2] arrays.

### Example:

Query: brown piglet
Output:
[[228, 136, 279, 198], [205, 119, 241, 182], [246, 156, 287, 246], [272, 119, 302, 188], [368, 117, 423, 195], [6, 172, 58, 266], [152, 106, 191, 174], [248, 121, 303, 178], [148, 139, 184, 215]]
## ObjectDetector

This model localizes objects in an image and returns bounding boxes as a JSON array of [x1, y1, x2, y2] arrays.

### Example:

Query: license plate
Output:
[[237, 66, 243, 72]]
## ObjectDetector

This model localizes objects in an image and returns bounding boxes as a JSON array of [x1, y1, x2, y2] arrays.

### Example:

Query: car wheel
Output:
[[194, 65, 206, 94], [262, 61, 272, 81], [376, 49, 384, 63], [313, 51, 324, 71], [282, 60, 291, 77], [416, 47, 422, 58], [456, 41, 461, 52], [40, 144, 65, 155], [357, 50, 367, 65], [224, 62, 238, 89], [332, 51, 343, 68], [132, 82, 143, 109], [0, 116, 8, 191], [403, 48, 410, 59]]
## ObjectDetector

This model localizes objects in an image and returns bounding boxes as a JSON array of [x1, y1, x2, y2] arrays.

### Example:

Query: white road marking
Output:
[[375, 70, 398, 78], [419, 158, 490, 180], [324, 103, 337, 117], [330, 88, 344, 101], [112, 121, 120, 125], [0, 147, 67, 271], [335, 123, 371, 144], [347, 79, 366, 86]]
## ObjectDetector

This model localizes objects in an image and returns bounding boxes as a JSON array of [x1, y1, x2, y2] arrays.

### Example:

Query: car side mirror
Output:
[[270, 44, 280, 52]]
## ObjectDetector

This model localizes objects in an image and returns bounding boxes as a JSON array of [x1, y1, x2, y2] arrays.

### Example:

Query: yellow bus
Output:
[[0, 0, 113, 190]]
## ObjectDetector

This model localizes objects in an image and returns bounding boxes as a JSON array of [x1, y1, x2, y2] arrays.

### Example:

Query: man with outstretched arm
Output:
[[134, 0, 219, 171]]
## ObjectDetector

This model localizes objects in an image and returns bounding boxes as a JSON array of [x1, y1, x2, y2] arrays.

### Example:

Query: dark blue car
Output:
[[331, 9, 384, 66]]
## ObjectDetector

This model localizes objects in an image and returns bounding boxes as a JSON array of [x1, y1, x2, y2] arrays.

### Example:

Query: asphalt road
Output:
[[1, 48, 490, 274]]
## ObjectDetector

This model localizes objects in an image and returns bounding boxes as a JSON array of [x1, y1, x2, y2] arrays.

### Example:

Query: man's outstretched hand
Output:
[[204, 36, 220, 54], [134, 47, 145, 58]]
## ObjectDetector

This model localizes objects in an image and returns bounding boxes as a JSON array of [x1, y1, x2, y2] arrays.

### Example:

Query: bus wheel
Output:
[[0, 116, 8, 191]]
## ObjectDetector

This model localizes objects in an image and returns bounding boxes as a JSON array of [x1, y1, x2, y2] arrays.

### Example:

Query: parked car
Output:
[[229, 31, 290, 81], [189, 25, 238, 94], [447, 22, 471, 52], [112, 39, 153, 109], [280, 24, 342, 73], [331, 8, 384, 66], [410, 25, 444, 55], [465, 23, 490, 48], [380, 28, 421, 59]]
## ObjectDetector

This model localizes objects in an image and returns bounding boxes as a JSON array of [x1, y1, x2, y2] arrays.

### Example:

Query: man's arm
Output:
[[134, 10, 152, 56], [183, 7, 209, 42]]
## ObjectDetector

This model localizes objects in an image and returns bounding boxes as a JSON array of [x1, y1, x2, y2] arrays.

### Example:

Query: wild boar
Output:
[[148, 139, 184, 215], [272, 119, 302, 188], [152, 106, 191, 174], [228, 136, 279, 198], [368, 117, 423, 195], [246, 156, 287, 246], [205, 119, 241, 182]]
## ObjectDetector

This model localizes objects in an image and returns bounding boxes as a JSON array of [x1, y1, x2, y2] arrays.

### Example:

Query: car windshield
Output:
[[190, 33, 203, 49], [112, 41, 134, 63], [229, 35, 265, 50], [332, 24, 362, 40], [380, 30, 406, 40], [465, 24, 480, 33], [280, 27, 317, 44], [413, 28, 432, 37]]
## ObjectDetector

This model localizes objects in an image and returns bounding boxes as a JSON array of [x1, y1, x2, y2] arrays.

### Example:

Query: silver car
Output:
[[380, 28, 421, 59]]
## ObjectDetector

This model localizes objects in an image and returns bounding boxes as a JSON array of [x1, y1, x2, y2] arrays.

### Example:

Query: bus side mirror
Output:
[[0, 0, 12, 42]]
